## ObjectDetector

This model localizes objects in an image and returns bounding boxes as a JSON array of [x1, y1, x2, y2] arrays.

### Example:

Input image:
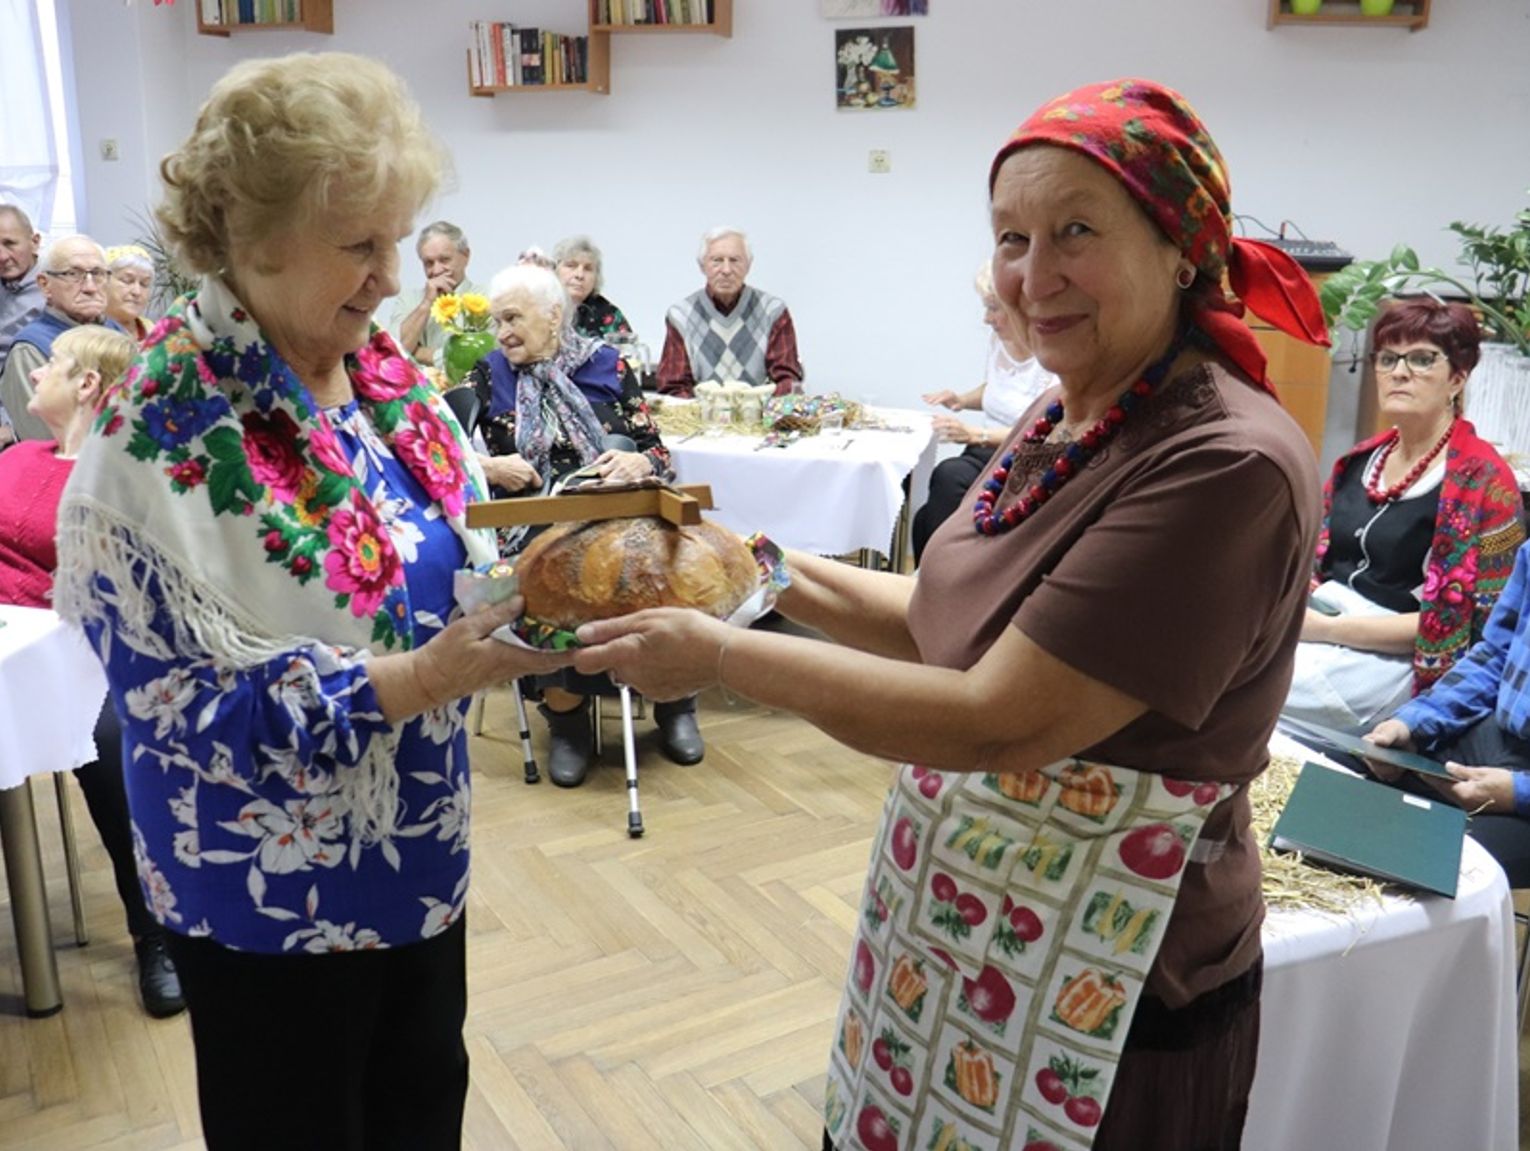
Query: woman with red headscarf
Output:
[[573, 80, 1323, 1149]]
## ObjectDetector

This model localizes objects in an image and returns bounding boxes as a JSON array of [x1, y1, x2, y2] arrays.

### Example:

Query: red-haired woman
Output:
[[1283, 299, 1524, 734]]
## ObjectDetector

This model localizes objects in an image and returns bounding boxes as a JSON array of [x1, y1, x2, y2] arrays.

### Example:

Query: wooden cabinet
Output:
[[1268, 0, 1430, 31], [469, 0, 729, 96], [1249, 270, 1338, 459], [196, 0, 333, 36]]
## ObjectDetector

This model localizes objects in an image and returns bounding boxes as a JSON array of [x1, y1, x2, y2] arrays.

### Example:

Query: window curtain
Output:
[[0, 0, 59, 231]]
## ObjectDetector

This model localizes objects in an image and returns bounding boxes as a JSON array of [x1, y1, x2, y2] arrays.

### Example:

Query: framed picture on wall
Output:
[[836, 26, 916, 110], [821, 1, 928, 18]]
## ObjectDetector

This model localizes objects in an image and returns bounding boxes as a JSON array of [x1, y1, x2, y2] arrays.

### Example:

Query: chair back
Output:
[[442, 385, 483, 439]]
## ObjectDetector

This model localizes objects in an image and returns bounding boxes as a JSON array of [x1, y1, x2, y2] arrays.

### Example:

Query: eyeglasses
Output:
[[1373, 349, 1445, 374], [46, 267, 113, 285]]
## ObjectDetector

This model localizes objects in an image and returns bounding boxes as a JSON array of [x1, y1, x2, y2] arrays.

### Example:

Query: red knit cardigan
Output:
[[1314, 419, 1525, 695]]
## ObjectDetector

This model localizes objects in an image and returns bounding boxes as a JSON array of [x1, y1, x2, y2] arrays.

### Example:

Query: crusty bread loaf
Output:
[[515, 517, 757, 628]]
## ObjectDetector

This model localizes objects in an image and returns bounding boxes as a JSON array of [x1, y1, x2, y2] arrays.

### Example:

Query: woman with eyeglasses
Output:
[[1281, 298, 1524, 735]]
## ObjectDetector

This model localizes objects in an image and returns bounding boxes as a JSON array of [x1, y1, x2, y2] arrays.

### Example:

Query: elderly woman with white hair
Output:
[[552, 234, 638, 347], [104, 243, 156, 341], [54, 53, 571, 1150], [465, 262, 706, 784]]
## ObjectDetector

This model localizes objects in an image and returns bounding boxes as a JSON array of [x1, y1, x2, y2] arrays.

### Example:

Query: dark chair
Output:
[[442, 384, 482, 440]]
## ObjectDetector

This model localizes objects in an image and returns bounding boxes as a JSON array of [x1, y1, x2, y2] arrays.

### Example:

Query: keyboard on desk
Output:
[[1264, 238, 1354, 271]]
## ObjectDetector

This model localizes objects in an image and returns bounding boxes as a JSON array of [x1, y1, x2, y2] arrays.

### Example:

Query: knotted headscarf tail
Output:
[[989, 78, 1330, 395]]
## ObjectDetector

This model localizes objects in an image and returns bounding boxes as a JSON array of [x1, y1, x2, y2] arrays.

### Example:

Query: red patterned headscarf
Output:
[[989, 78, 1329, 393]]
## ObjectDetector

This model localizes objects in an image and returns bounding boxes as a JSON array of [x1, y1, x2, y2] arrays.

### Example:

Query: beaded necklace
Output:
[[973, 334, 1185, 535], [1364, 419, 1455, 505]]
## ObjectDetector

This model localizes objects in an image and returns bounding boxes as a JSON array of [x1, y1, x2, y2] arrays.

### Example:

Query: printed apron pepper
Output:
[[824, 759, 1230, 1151]]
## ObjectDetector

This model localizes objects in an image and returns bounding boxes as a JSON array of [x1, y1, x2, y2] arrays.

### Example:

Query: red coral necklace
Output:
[[973, 334, 1184, 535], [1364, 420, 1455, 504]]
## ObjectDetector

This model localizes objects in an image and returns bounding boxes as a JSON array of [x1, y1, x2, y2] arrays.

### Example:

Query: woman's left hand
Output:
[[589, 449, 654, 486], [572, 608, 729, 701], [1429, 764, 1516, 814], [1299, 607, 1337, 643], [931, 414, 979, 444]]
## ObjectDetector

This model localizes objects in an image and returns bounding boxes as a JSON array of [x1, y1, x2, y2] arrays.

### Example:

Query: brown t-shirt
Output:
[[910, 362, 1320, 1007]]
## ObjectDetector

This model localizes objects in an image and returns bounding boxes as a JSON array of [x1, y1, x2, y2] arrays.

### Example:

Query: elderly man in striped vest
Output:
[[656, 226, 803, 397]]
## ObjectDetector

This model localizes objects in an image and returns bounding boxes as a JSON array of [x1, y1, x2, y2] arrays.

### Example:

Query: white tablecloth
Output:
[[1247, 826, 1518, 1150], [667, 406, 937, 556], [0, 604, 106, 790]]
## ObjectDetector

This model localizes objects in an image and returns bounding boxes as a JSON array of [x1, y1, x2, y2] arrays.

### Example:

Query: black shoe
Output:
[[541, 700, 593, 787], [134, 933, 186, 1019], [655, 699, 705, 766]]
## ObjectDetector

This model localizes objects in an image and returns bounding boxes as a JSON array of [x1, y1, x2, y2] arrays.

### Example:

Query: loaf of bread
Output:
[[515, 516, 758, 628]]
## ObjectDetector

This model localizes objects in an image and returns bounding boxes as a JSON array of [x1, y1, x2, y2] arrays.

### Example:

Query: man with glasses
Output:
[[0, 234, 124, 441], [0, 206, 45, 451], [656, 225, 803, 397]]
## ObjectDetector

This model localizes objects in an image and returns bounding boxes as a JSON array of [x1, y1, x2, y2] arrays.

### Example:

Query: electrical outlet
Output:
[[868, 149, 891, 174], [100, 139, 120, 162]]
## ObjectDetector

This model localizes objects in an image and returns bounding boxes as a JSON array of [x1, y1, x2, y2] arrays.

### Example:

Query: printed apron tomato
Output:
[[825, 760, 1227, 1151]]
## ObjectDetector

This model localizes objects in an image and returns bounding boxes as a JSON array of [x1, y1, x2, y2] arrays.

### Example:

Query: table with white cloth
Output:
[[1245, 812, 1518, 1150], [665, 406, 938, 565], [0, 604, 108, 1016]]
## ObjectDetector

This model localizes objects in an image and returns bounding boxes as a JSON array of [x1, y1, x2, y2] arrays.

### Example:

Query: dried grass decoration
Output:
[[1253, 752, 1390, 915]]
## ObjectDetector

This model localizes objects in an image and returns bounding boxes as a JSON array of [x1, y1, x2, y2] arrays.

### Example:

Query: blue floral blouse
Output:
[[87, 400, 473, 954]]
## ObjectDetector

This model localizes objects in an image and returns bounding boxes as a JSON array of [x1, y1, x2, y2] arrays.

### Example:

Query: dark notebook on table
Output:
[[1280, 716, 1455, 781], [1269, 762, 1465, 898]]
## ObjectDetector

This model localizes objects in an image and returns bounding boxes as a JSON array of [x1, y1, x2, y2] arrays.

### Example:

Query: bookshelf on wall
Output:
[[593, 0, 732, 36], [197, 0, 333, 35], [1267, 0, 1429, 31], [467, 0, 730, 97]]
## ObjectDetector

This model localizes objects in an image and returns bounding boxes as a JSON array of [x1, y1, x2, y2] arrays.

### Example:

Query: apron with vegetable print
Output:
[[824, 760, 1229, 1151]]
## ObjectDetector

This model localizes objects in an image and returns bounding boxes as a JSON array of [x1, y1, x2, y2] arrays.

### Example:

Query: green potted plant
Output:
[[1320, 191, 1530, 454], [1320, 193, 1530, 354]]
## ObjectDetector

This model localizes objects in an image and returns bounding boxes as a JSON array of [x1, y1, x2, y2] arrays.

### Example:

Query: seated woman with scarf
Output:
[[465, 263, 700, 787]]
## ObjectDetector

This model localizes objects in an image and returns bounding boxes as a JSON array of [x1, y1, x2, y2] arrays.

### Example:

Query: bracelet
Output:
[[715, 631, 736, 704]]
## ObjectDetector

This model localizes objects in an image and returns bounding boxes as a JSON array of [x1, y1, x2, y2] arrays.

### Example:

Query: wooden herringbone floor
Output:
[[0, 684, 889, 1150], [3, 686, 1530, 1150]]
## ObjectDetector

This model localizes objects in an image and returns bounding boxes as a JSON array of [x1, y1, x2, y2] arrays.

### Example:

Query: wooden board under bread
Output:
[[464, 484, 716, 530]]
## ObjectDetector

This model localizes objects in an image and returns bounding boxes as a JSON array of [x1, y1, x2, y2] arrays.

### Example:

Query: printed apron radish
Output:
[[824, 760, 1229, 1151]]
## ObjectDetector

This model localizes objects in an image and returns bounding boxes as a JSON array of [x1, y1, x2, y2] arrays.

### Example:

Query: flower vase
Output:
[[443, 330, 495, 386]]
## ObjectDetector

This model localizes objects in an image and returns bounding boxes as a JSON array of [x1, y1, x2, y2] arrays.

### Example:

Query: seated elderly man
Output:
[[0, 234, 123, 442], [388, 219, 484, 367], [1366, 538, 1530, 885], [656, 226, 803, 397], [0, 205, 45, 448]]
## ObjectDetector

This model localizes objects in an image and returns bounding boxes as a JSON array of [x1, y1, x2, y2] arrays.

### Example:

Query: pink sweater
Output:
[[0, 440, 72, 609]]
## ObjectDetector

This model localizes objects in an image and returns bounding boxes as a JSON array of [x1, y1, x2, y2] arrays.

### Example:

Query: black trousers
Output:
[[73, 702, 158, 939], [910, 445, 992, 565], [164, 917, 469, 1151]]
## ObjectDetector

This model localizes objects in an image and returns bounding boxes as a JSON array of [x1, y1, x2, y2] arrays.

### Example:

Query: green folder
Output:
[[1269, 762, 1466, 898]]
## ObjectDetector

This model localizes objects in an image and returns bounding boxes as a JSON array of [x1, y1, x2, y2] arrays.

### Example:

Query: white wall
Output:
[[65, 0, 1530, 409]]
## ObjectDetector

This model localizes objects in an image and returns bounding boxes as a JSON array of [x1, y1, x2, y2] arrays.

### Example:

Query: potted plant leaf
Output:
[[1320, 191, 1530, 455]]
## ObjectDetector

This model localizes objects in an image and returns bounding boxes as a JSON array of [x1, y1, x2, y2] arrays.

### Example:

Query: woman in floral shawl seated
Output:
[[1282, 298, 1523, 735], [53, 53, 570, 1151], [464, 262, 702, 787]]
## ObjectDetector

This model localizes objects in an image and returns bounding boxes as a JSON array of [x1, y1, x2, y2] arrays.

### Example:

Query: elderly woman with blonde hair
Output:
[[103, 243, 156, 341], [54, 53, 570, 1150]]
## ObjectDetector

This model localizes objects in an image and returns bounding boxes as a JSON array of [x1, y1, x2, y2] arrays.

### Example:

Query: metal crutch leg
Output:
[[619, 684, 643, 838], [511, 679, 541, 784], [53, 774, 88, 946], [470, 691, 487, 737]]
